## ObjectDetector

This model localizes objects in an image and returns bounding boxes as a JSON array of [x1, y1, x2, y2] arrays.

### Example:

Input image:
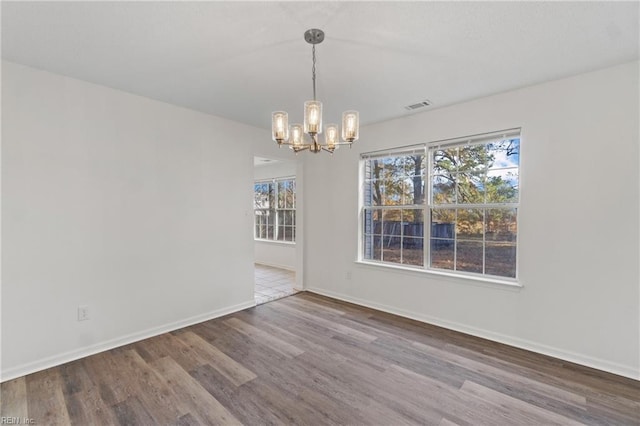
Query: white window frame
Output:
[[359, 129, 520, 284], [254, 177, 296, 243]]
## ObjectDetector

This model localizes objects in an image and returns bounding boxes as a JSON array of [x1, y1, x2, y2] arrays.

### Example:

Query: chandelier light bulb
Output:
[[325, 124, 339, 149], [342, 111, 359, 143], [290, 124, 304, 147], [271, 111, 289, 143], [304, 101, 322, 135]]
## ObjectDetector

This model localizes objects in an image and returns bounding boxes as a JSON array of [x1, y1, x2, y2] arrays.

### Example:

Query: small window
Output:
[[361, 130, 520, 280], [254, 178, 296, 242]]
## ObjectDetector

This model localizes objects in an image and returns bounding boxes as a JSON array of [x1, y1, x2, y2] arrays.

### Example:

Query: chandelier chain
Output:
[[312, 44, 317, 101]]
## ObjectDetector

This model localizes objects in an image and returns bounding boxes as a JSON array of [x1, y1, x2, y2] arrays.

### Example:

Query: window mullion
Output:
[[424, 206, 429, 269], [482, 208, 486, 275], [453, 208, 458, 272]]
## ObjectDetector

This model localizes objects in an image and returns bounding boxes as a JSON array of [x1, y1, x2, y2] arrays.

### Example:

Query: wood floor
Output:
[[1, 292, 639, 425]]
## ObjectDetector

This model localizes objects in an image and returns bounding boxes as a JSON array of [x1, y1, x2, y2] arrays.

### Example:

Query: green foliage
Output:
[[368, 154, 425, 208], [433, 139, 519, 205]]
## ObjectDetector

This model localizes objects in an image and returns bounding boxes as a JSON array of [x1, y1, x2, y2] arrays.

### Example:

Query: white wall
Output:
[[253, 161, 297, 270], [1, 61, 269, 380], [303, 61, 640, 379]]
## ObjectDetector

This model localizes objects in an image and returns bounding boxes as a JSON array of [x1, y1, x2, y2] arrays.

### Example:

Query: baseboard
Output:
[[307, 287, 639, 381], [0, 299, 256, 383], [254, 261, 295, 272]]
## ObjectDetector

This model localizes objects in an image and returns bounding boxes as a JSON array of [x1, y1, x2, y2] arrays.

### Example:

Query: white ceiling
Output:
[[2, 2, 638, 130]]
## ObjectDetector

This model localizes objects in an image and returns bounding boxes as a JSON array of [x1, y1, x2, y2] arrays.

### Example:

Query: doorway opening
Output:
[[253, 156, 301, 305]]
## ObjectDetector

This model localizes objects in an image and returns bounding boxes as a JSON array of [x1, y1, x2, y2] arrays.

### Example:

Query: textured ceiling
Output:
[[2, 2, 638, 130]]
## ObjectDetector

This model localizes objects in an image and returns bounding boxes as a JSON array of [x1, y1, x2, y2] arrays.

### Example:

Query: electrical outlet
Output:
[[78, 305, 89, 321]]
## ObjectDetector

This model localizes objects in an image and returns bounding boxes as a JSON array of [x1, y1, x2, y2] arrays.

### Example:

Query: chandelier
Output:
[[272, 29, 359, 154]]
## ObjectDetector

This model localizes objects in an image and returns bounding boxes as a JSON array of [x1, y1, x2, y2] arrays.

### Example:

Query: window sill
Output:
[[254, 239, 296, 246], [354, 260, 522, 290]]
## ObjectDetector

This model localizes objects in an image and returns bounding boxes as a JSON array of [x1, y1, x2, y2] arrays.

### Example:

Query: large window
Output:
[[361, 130, 520, 280], [254, 177, 296, 242]]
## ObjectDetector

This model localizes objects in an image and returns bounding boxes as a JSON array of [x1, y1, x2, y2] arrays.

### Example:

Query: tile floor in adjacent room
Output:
[[254, 263, 298, 305]]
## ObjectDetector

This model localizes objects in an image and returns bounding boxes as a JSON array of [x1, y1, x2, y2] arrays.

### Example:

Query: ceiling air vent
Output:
[[405, 100, 432, 111]]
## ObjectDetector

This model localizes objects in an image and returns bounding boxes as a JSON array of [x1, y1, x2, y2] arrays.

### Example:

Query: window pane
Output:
[[487, 139, 520, 170], [289, 180, 296, 208], [363, 234, 382, 261], [458, 144, 489, 174], [431, 209, 456, 235], [383, 209, 402, 235], [456, 240, 483, 273], [381, 209, 401, 263], [379, 156, 402, 181], [486, 169, 519, 203], [383, 179, 403, 205], [431, 222, 455, 240], [402, 209, 424, 237], [402, 237, 424, 266], [382, 209, 402, 225], [433, 148, 458, 174], [383, 245, 401, 264], [403, 176, 426, 205], [256, 183, 274, 209], [376, 155, 427, 206], [456, 172, 485, 204], [278, 210, 293, 227], [279, 179, 295, 209], [485, 242, 516, 278], [373, 211, 382, 234], [456, 209, 484, 240], [281, 226, 294, 242], [254, 184, 268, 209], [364, 179, 385, 206], [430, 208, 454, 270], [365, 159, 384, 181], [269, 183, 276, 207], [486, 209, 517, 242], [431, 238, 454, 270], [277, 181, 284, 208], [405, 154, 426, 177], [363, 209, 381, 235], [432, 174, 455, 204], [253, 184, 261, 209], [267, 225, 274, 240]]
